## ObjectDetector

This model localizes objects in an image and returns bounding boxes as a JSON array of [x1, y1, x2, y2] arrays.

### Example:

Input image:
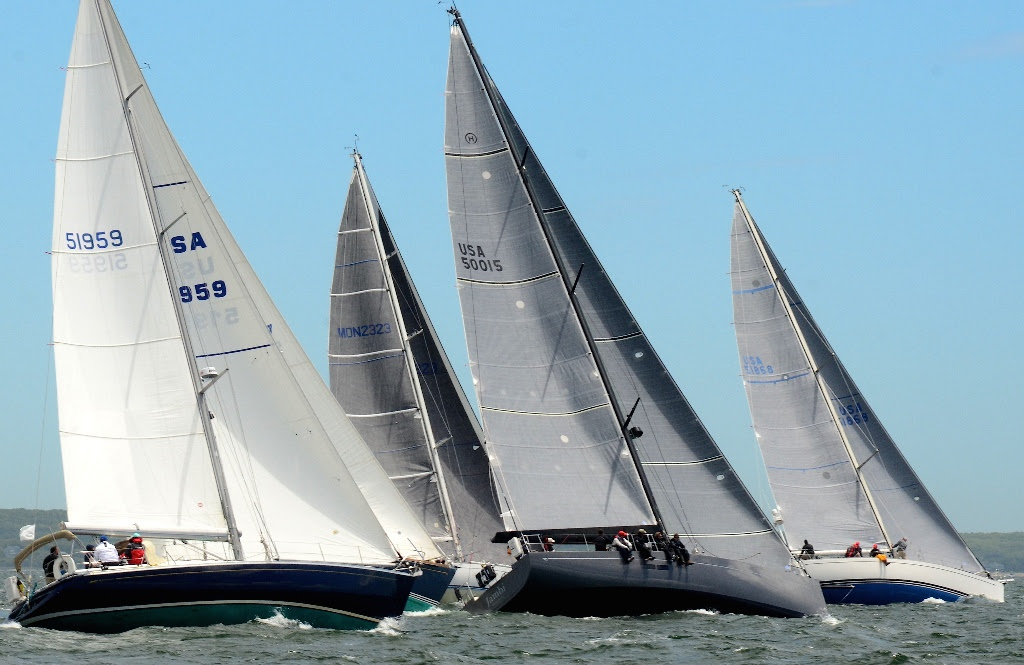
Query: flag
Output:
[[19, 524, 36, 542]]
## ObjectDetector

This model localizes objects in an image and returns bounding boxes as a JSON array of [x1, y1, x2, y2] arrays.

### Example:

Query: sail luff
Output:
[[92, 0, 244, 559], [733, 190, 892, 549], [354, 153, 463, 558], [448, 10, 664, 532]]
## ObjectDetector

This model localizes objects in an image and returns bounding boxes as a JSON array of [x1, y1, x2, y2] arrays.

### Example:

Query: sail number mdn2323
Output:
[[337, 324, 392, 338], [458, 243, 502, 272]]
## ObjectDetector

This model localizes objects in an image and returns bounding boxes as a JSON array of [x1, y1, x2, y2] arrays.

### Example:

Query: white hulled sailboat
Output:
[[730, 190, 1004, 604]]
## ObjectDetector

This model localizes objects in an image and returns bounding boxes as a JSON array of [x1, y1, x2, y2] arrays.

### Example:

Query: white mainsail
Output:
[[53, 0, 403, 565], [730, 191, 983, 571]]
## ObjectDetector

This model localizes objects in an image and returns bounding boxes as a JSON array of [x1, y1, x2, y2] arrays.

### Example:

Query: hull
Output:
[[8, 561, 414, 633], [405, 562, 456, 611], [464, 551, 826, 618], [803, 557, 1005, 605], [442, 561, 514, 604]]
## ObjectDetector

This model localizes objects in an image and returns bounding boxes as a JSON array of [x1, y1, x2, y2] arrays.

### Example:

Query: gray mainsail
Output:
[[445, 16, 790, 568], [329, 154, 507, 562], [730, 191, 983, 571]]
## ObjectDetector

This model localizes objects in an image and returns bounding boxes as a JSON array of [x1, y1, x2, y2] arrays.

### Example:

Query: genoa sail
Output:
[[730, 191, 983, 571], [329, 153, 506, 562]]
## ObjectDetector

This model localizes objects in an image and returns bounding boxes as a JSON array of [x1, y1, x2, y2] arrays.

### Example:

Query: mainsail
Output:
[[445, 14, 790, 567], [730, 191, 983, 571], [329, 153, 507, 562], [53, 0, 404, 566]]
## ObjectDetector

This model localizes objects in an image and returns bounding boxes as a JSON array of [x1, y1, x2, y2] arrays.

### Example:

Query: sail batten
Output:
[[730, 192, 984, 571]]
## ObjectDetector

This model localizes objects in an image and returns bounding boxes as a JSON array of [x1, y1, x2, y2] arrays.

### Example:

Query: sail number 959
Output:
[[65, 230, 123, 250], [179, 280, 227, 303]]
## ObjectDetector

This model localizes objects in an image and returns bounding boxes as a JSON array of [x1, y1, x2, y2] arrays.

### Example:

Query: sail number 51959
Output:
[[65, 230, 123, 250]]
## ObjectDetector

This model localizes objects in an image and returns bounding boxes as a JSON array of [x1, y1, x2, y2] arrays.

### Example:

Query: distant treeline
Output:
[[1, 509, 1021, 573]]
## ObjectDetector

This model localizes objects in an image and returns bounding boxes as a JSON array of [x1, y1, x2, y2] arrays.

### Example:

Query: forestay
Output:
[[329, 156, 508, 562], [730, 193, 982, 571], [53, 0, 401, 566]]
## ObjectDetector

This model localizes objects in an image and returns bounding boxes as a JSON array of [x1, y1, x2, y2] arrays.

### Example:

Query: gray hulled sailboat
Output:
[[730, 190, 1003, 604], [440, 9, 826, 618], [328, 151, 511, 606]]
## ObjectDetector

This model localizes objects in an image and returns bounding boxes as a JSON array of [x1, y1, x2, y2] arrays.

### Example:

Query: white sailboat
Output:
[[327, 151, 512, 606], [6, 0, 424, 631], [730, 189, 1004, 604]]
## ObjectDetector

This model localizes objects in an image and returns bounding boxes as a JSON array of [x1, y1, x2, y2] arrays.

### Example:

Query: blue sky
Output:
[[1, 1, 1021, 532]]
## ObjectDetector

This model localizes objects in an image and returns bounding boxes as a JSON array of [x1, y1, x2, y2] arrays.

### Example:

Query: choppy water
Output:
[[1, 578, 1021, 665]]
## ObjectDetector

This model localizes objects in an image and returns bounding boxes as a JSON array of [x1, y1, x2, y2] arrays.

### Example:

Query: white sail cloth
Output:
[[53, 0, 406, 566]]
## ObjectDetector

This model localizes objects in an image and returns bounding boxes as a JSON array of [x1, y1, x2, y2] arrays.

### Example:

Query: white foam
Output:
[[920, 597, 947, 604], [820, 613, 842, 626], [685, 608, 718, 616], [369, 616, 404, 636], [403, 606, 447, 617], [254, 611, 312, 630], [0, 621, 22, 630]]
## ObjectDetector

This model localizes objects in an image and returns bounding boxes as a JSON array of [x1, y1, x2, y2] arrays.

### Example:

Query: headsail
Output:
[[329, 154, 506, 561], [445, 13, 790, 567], [54, 0, 401, 565], [730, 191, 982, 571]]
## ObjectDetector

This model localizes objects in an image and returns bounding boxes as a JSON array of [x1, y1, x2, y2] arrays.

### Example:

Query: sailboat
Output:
[[440, 9, 826, 618], [6, 0, 423, 632], [327, 151, 512, 607], [729, 190, 1004, 604]]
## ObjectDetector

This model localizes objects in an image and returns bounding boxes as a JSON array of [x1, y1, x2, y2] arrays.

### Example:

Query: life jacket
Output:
[[127, 539, 146, 565], [845, 545, 857, 557]]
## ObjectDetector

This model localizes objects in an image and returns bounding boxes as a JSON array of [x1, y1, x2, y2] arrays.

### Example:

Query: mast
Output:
[[449, 8, 665, 533], [732, 189, 892, 549], [352, 151, 463, 559], [95, 0, 244, 558]]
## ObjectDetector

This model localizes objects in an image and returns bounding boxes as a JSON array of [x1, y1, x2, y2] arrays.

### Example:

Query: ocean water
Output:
[[1, 579, 1020, 665]]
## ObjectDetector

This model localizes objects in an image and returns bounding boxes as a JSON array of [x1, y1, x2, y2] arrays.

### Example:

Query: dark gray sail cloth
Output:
[[330, 167, 507, 563], [445, 23, 791, 569], [730, 199, 983, 571]]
